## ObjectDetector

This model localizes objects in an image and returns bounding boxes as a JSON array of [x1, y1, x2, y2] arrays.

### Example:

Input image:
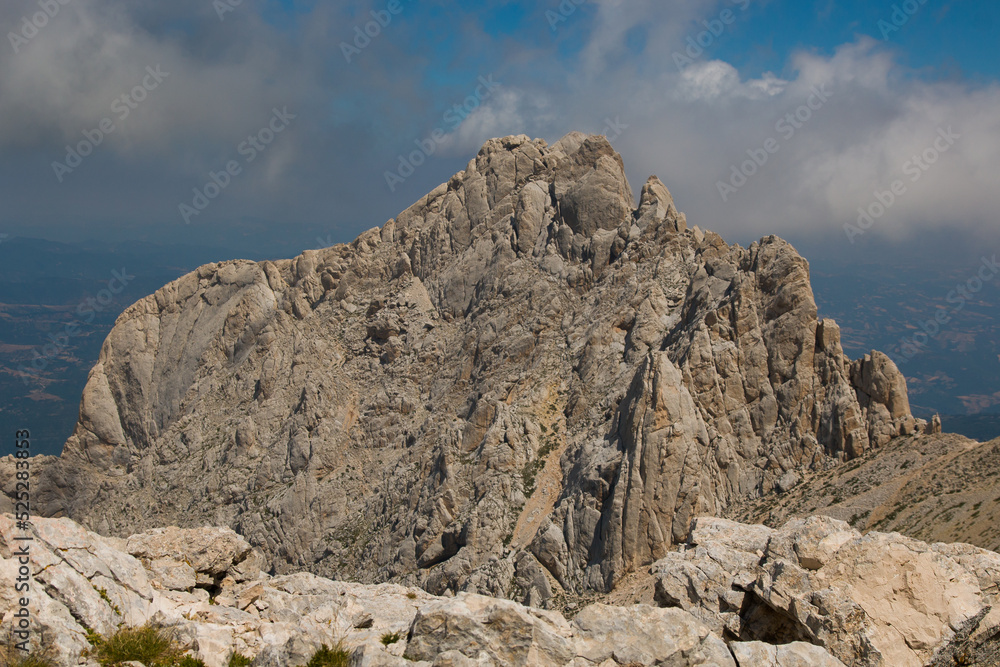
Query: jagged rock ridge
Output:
[[4, 132, 932, 602]]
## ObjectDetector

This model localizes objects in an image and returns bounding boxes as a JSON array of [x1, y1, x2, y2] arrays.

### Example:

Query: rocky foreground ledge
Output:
[[2, 514, 999, 667]]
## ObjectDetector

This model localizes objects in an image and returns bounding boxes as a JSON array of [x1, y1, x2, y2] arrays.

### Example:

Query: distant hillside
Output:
[[0, 237, 237, 456], [730, 432, 1000, 552], [941, 413, 1000, 442]]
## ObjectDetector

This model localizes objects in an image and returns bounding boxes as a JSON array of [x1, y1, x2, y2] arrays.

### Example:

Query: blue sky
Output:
[[0, 0, 997, 256], [715, 1, 998, 81]]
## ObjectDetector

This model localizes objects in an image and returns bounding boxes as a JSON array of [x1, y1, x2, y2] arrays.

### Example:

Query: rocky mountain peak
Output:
[[4, 133, 935, 603]]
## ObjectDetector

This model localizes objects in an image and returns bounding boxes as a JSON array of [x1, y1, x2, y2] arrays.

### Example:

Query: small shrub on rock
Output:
[[89, 624, 205, 667], [227, 652, 253, 667], [1, 630, 58, 666], [305, 641, 351, 667], [380, 631, 402, 646]]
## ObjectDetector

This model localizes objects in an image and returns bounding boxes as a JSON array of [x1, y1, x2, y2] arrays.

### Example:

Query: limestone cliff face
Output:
[[4, 133, 924, 601]]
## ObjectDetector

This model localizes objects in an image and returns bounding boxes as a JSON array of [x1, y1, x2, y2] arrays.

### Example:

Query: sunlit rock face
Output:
[[5, 133, 919, 602]]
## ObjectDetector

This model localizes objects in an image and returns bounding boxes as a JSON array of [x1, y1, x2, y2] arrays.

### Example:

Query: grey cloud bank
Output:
[[51, 65, 170, 182], [179, 107, 296, 225], [384, 75, 501, 192], [7, 0, 73, 54], [716, 83, 832, 201], [846, 126, 960, 244], [0, 0, 996, 256]]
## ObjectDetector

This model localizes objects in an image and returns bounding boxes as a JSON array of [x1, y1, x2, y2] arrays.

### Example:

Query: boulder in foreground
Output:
[[652, 515, 1000, 667]]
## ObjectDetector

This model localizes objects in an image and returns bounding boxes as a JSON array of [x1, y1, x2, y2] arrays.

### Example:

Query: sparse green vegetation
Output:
[[95, 587, 122, 616], [0, 653, 58, 667], [88, 624, 205, 667], [882, 501, 907, 524], [380, 631, 402, 646], [848, 510, 871, 527], [332, 518, 372, 552], [84, 626, 103, 647], [522, 437, 558, 498], [227, 652, 253, 667], [0, 634, 58, 667], [305, 641, 351, 667]]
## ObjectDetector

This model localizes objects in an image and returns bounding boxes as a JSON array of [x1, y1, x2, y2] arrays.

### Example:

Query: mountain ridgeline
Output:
[[3, 133, 937, 603]]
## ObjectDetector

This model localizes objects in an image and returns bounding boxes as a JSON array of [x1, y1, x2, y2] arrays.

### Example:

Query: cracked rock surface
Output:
[[0, 514, 849, 666], [8, 513, 1000, 665], [650, 515, 1000, 667]]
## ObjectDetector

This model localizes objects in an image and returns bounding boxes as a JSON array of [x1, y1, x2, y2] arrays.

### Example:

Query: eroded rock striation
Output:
[[2, 133, 929, 601]]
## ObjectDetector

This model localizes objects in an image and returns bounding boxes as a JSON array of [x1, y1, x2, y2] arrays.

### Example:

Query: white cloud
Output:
[[0, 0, 309, 157], [674, 61, 787, 102], [421, 29, 1000, 245], [481, 36, 1000, 245], [0, 0, 996, 250], [438, 88, 556, 157]]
